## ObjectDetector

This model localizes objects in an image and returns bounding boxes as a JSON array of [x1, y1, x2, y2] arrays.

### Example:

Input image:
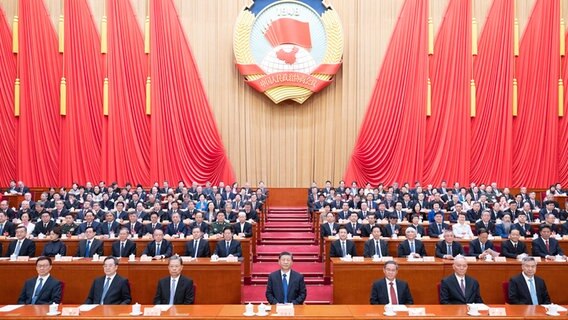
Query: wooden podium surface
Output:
[[0, 258, 241, 305], [332, 258, 568, 305], [0, 304, 566, 319]]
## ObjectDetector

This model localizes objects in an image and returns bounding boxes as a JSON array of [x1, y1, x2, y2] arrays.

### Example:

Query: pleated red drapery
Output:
[[513, 0, 560, 187], [17, 0, 61, 186], [343, 0, 429, 186], [560, 31, 568, 186], [59, 0, 103, 185], [0, 8, 16, 185], [103, 0, 151, 186], [149, 0, 235, 185], [423, 0, 472, 185]]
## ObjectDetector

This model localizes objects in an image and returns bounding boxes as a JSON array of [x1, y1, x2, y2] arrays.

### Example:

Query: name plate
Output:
[[464, 257, 477, 262], [276, 304, 294, 316], [488, 307, 507, 316], [16, 256, 30, 261], [422, 256, 435, 262], [352, 256, 364, 262], [407, 257, 423, 262], [140, 256, 153, 262], [226, 256, 239, 262], [494, 257, 507, 262], [381, 256, 394, 262], [61, 307, 80, 316], [532, 256, 542, 262], [143, 307, 161, 316], [407, 307, 426, 316]]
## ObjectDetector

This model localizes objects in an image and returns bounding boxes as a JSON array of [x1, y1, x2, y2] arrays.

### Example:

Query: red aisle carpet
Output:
[[242, 207, 332, 304]]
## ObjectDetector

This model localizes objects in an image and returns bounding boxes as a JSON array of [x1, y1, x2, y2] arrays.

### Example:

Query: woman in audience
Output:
[[195, 194, 208, 212], [205, 202, 217, 224], [19, 212, 35, 236], [461, 193, 473, 211], [41, 227, 66, 256]]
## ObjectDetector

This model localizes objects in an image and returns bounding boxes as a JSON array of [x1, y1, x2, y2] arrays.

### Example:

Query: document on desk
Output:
[[391, 305, 409, 312], [467, 303, 489, 311], [78, 304, 99, 312], [0, 305, 24, 312], [154, 305, 173, 312]]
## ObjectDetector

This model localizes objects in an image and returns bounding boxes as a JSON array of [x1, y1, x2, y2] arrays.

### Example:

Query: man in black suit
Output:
[[360, 214, 380, 238], [111, 228, 137, 257], [532, 224, 565, 259], [142, 212, 163, 236], [468, 229, 496, 258], [435, 230, 464, 259], [32, 212, 56, 237], [142, 228, 173, 259], [214, 227, 242, 257], [6, 225, 36, 257], [320, 212, 339, 238], [508, 257, 551, 304], [100, 211, 121, 236], [466, 202, 482, 222], [85, 256, 131, 304], [364, 225, 388, 257], [428, 212, 450, 238], [0, 211, 15, 237], [345, 212, 363, 236], [75, 227, 104, 257], [440, 257, 483, 304], [17, 256, 62, 304], [154, 255, 194, 304], [474, 211, 495, 235], [370, 261, 413, 304], [501, 229, 528, 259], [398, 227, 427, 257], [512, 212, 533, 237], [383, 215, 401, 237], [189, 212, 209, 235], [185, 226, 210, 258], [265, 251, 307, 304], [330, 226, 357, 257], [232, 212, 253, 238]]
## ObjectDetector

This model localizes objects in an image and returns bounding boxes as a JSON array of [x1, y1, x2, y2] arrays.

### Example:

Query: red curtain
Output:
[[103, 0, 151, 186], [423, 0, 472, 185], [0, 7, 17, 186], [59, 0, 103, 185], [513, 0, 560, 187], [560, 31, 568, 186], [149, 0, 235, 185], [344, 0, 428, 185], [17, 0, 61, 186], [470, 0, 514, 185]]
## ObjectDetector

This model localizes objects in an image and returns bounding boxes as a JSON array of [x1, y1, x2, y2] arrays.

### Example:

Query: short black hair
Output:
[[279, 251, 293, 260], [36, 256, 52, 266]]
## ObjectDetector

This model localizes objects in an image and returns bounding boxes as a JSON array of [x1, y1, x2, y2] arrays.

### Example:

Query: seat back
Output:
[[193, 283, 197, 304], [437, 282, 441, 304], [502, 281, 510, 304]]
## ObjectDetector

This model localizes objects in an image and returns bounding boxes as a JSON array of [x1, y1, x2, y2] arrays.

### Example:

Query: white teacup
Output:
[[211, 254, 219, 262], [49, 303, 58, 314], [484, 254, 492, 261], [132, 303, 141, 314], [546, 304, 559, 315]]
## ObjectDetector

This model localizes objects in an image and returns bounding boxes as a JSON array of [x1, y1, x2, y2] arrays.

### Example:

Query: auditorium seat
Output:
[[502, 281, 510, 304]]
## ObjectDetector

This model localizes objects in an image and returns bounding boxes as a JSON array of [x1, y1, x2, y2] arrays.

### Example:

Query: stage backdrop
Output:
[[0, 0, 566, 188]]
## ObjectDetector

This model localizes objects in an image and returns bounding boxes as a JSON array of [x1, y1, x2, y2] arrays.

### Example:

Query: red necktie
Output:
[[545, 240, 550, 252], [389, 282, 398, 304]]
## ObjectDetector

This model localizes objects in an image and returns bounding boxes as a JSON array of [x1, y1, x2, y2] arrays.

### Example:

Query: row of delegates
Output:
[[18, 255, 194, 305], [370, 257, 551, 305]]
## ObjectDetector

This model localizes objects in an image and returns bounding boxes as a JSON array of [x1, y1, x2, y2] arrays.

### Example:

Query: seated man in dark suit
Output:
[[495, 213, 513, 238], [360, 214, 380, 238], [32, 212, 56, 237], [364, 225, 388, 257], [142, 228, 173, 259], [501, 229, 528, 259], [0, 211, 15, 237], [330, 226, 357, 257], [74, 211, 101, 235], [440, 256, 483, 304], [100, 211, 121, 237], [111, 228, 137, 257], [17, 256, 62, 304], [474, 211, 495, 235], [154, 255, 194, 304], [370, 261, 413, 304], [397, 227, 427, 257], [214, 226, 242, 258], [142, 212, 163, 237], [232, 212, 253, 238], [85, 256, 131, 305], [345, 212, 363, 237], [123, 212, 144, 238], [382, 214, 401, 237], [468, 229, 496, 259], [165, 212, 187, 238], [428, 212, 450, 238], [189, 212, 209, 235], [75, 226, 104, 257], [6, 225, 36, 257], [185, 226, 210, 258], [265, 251, 307, 304], [435, 230, 464, 259], [320, 212, 339, 238], [508, 256, 551, 305], [512, 212, 533, 238], [531, 224, 566, 260]]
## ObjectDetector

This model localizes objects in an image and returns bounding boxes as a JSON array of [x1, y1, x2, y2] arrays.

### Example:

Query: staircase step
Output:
[[261, 240, 315, 246], [267, 213, 308, 218], [250, 277, 325, 285], [264, 221, 312, 226], [263, 228, 313, 233], [256, 245, 319, 254], [266, 218, 308, 222], [261, 232, 315, 239]]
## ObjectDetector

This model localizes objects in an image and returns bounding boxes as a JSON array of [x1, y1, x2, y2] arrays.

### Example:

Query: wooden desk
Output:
[[0, 237, 252, 283], [555, 195, 568, 211], [0, 304, 566, 319], [331, 258, 568, 305], [0, 258, 241, 305]]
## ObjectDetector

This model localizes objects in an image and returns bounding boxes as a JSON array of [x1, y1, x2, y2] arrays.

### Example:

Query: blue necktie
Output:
[[528, 278, 538, 305], [100, 277, 111, 304], [169, 279, 176, 305], [31, 278, 44, 304], [410, 241, 415, 253], [85, 241, 91, 257], [282, 274, 288, 303]]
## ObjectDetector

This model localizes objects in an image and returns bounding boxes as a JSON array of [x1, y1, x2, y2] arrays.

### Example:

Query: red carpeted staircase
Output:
[[242, 207, 332, 304]]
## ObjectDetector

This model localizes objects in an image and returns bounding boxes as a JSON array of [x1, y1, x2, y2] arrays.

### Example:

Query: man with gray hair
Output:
[[440, 256, 483, 304], [508, 256, 551, 305], [397, 227, 427, 257]]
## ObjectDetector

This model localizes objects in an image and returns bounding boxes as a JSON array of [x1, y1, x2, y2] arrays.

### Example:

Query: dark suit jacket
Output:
[[32, 221, 56, 237], [124, 221, 144, 237], [75, 222, 102, 235], [363, 238, 388, 257], [320, 223, 339, 238], [435, 241, 464, 258], [532, 237, 564, 257], [189, 222, 210, 235], [85, 275, 131, 305], [17, 276, 62, 304], [397, 239, 427, 257], [265, 270, 306, 304], [232, 222, 253, 238], [153, 275, 194, 304], [100, 221, 121, 235], [330, 239, 357, 257], [512, 223, 533, 237], [185, 239, 211, 257], [345, 222, 363, 236], [111, 240, 137, 257], [142, 223, 163, 236], [75, 239, 104, 257], [428, 222, 450, 238], [468, 239, 495, 256], [214, 240, 242, 257], [142, 240, 173, 258], [0, 221, 16, 237], [166, 223, 188, 236], [474, 221, 496, 235], [5, 239, 36, 257], [440, 275, 483, 304], [501, 240, 527, 258], [382, 224, 401, 237], [508, 273, 551, 304], [370, 278, 414, 304]]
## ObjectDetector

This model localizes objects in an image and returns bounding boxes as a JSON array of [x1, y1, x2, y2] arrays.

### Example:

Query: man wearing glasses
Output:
[[17, 256, 62, 304]]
